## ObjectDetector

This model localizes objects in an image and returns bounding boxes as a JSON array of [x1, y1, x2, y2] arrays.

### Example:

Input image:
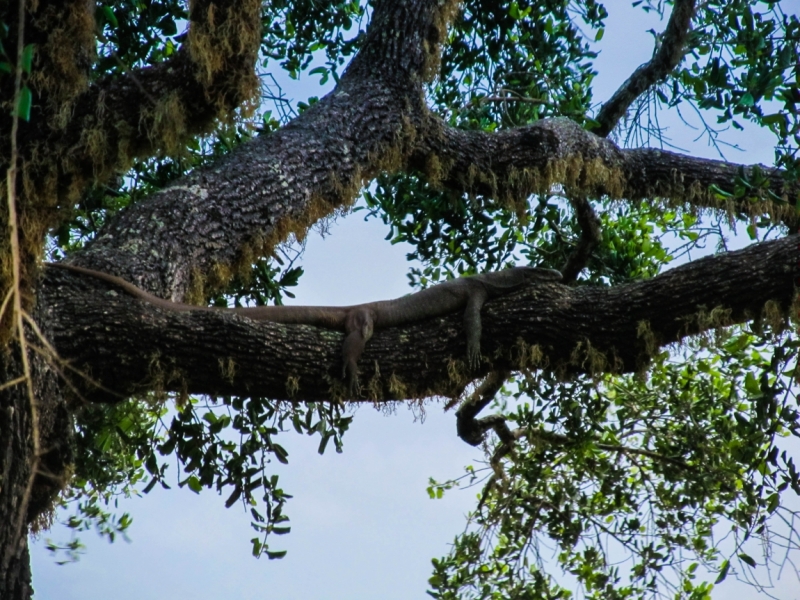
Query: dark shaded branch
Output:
[[456, 369, 511, 445], [560, 197, 601, 283], [414, 117, 797, 222], [491, 427, 690, 471], [42, 236, 797, 403], [593, 0, 697, 137]]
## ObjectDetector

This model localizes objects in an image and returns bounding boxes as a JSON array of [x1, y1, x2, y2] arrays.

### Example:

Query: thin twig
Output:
[[0, 287, 13, 325], [0, 375, 27, 392], [6, 0, 40, 570]]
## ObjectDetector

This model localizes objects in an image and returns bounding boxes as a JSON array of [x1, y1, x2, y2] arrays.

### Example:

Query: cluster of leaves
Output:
[[365, 170, 712, 287], [50, 393, 352, 562], [639, 0, 800, 174], [45, 398, 165, 563], [153, 396, 352, 559], [94, 0, 188, 74], [261, 0, 367, 81], [428, 325, 800, 599], [434, 0, 606, 127]]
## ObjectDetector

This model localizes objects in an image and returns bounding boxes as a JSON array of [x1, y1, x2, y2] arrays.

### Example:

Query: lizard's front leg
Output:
[[342, 308, 374, 395], [463, 288, 489, 369]]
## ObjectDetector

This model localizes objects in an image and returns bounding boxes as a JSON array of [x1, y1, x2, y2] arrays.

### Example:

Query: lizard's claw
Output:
[[344, 365, 361, 397], [349, 377, 361, 397], [467, 347, 482, 371]]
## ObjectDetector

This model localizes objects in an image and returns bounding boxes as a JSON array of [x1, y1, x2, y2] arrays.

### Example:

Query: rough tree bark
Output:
[[0, 0, 796, 597]]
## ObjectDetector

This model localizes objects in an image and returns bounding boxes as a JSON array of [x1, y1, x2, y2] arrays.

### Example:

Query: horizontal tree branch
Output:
[[413, 116, 797, 221], [42, 236, 796, 404]]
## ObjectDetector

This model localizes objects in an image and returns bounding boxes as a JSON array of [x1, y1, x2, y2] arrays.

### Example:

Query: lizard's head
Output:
[[518, 266, 563, 282], [473, 266, 562, 292]]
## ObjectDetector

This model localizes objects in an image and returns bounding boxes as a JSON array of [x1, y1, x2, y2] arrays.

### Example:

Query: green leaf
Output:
[[21, 44, 34, 74], [225, 486, 242, 508], [100, 6, 118, 28], [715, 559, 730, 583], [738, 553, 756, 568], [708, 184, 732, 199], [744, 372, 760, 395], [16, 86, 31, 121], [762, 113, 785, 125], [186, 475, 202, 493], [767, 492, 780, 514], [272, 443, 289, 464]]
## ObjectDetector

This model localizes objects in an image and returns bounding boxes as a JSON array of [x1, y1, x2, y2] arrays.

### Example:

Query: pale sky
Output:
[[30, 2, 800, 599]]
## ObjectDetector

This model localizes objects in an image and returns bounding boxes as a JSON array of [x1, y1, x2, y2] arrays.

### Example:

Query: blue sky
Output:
[[30, 1, 800, 598]]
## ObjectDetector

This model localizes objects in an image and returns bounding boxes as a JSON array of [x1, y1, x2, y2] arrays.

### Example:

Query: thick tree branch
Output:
[[41, 0, 262, 199], [72, 76, 415, 296], [414, 117, 797, 221], [68, 0, 461, 297], [343, 0, 458, 84], [42, 236, 796, 404], [593, 0, 697, 137]]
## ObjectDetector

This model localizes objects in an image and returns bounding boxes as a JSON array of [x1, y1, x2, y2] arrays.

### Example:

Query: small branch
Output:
[[5, 0, 39, 573], [593, 0, 697, 137], [527, 428, 692, 469], [560, 196, 602, 283], [455, 369, 511, 446]]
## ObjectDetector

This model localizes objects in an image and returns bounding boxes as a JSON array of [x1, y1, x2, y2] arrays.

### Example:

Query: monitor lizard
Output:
[[46, 262, 562, 394]]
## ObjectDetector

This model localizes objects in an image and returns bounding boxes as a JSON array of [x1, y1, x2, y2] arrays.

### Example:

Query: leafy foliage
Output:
[[631, 1, 800, 174], [156, 396, 351, 559], [94, 0, 188, 73], [261, 0, 366, 80], [428, 327, 800, 599]]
